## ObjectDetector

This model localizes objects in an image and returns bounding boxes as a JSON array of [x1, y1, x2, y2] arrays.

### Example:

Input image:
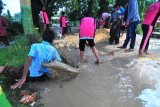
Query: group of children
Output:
[[0, 1, 159, 90]]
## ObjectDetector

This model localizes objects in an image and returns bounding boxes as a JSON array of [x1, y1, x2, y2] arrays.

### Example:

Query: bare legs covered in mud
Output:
[[80, 46, 102, 64]]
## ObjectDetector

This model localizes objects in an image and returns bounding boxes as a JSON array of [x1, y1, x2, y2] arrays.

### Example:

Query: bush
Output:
[[0, 35, 29, 66], [3, 16, 24, 40], [136, 24, 143, 35]]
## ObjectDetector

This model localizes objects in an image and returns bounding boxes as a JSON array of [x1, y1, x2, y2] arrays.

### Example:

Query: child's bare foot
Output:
[[138, 53, 146, 57], [145, 52, 151, 55], [95, 60, 102, 64], [81, 58, 88, 62], [117, 46, 126, 49]]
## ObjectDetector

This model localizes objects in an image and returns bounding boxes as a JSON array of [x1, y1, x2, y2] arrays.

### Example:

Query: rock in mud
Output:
[[42, 61, 79, 81]]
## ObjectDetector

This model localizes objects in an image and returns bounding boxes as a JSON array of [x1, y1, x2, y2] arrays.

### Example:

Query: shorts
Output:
[[79, 39, 95, 51]]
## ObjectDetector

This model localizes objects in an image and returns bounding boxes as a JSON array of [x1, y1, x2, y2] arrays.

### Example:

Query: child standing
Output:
[[0, 10, 10, 47], [79, 11, 102, 64], [109, 4, 121, 44], [139, 1, 160, 57], [59, 11, 67, 37], [40, 7, 50, 31]]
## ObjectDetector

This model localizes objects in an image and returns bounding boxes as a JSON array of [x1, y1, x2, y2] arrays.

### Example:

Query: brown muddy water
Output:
[[33, 35, 160, 107], [34, 50, 159, 107]]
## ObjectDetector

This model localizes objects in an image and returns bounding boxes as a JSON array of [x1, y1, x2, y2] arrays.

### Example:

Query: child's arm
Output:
[[11, 56, 32, 89]]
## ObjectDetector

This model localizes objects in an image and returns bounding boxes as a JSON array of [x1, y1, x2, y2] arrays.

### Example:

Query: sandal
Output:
[[117, 46, 126, 49], [95, 61, 102, 64]]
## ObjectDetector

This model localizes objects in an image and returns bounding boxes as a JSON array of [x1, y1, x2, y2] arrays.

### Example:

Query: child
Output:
[[40, 7, 50, 31], [0, 10, 10, 47], [59, 11, 67, 37], [0, 30, 61, 89], [109, 4, 121, 44], [79, 11, 102, 64], [139, 1, 160, 57]]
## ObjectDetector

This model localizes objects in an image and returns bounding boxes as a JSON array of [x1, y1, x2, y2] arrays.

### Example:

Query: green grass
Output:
[[136, 24, 143, 35], [0, 35, 29, 67]]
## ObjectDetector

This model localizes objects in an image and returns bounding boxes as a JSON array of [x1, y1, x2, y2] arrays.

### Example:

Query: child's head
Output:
[[84, 10, 92, 17], [61, 11, 65, 16], [113, 4, 120, 10], [42, 30, 55, 43]]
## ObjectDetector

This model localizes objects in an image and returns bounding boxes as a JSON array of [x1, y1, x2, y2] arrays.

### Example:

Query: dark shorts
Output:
[[79, 39, 95, 51]]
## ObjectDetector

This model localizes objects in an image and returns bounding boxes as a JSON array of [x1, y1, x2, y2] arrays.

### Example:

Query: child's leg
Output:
[[115, 35, 119, 44], [139, 24, 153, 55], [91, 46, 101, 63], [79, 39, 86, 61], [87, 39, 101, 63], [1, 66, 24, 79], [80, 51, 85, 61], [0, 66, 5, 74]]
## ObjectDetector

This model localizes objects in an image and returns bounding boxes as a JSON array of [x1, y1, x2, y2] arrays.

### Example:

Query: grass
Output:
[[136, 24, 143, 35], [0, 35, 29, 66]]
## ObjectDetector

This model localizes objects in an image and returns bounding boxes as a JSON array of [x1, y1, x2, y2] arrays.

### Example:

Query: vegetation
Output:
[[0, 35, 29, 66]]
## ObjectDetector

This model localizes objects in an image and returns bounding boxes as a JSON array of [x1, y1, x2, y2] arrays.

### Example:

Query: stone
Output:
[[66, 44, 71, 48], [59, 43, 65, 48]]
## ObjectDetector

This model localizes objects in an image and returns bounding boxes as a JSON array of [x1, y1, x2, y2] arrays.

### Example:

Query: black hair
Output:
[[113, 4, 120, 8], [42, 30, 55, 43], [61, 11, 65, 16], [84, 10, 92, 17]]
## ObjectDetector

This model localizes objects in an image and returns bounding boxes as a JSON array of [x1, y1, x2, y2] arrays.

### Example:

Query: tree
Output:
[[20, 0, 35, 34], [0, 0, 4, 12], [115, 0, 128, 6], [7, 10, 12, 19]]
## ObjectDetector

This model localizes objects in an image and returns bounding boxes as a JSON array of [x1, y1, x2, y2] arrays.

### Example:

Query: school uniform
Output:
[[0, 16, 9, 46], [139, 1, 160, 54], [110, 11, 121, 44], [59, 15, 67, 36], [79, 17, 96, 51]]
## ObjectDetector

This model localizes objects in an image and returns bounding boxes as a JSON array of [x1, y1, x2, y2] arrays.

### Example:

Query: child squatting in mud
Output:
[[79, 11, 102, 64], [0, 30, 61, 89]]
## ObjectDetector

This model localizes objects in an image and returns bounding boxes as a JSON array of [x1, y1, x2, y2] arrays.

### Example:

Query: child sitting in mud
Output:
[[79, 11, 102, 64], [0, 30, 61, 89]]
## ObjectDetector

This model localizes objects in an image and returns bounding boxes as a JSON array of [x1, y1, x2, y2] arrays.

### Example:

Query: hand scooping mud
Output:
[[11, 78, 26, 89]]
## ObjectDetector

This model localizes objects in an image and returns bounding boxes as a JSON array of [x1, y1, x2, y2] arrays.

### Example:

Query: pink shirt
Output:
[[40, 11, 50, 24], [59, 16, 66, 27], [0, 16, 8, 36], [143, 2, 160, 26], [79, 17, 96, 38]]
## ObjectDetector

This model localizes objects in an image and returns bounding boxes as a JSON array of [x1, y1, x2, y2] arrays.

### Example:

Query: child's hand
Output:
[[11, 78, 26, 89]]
